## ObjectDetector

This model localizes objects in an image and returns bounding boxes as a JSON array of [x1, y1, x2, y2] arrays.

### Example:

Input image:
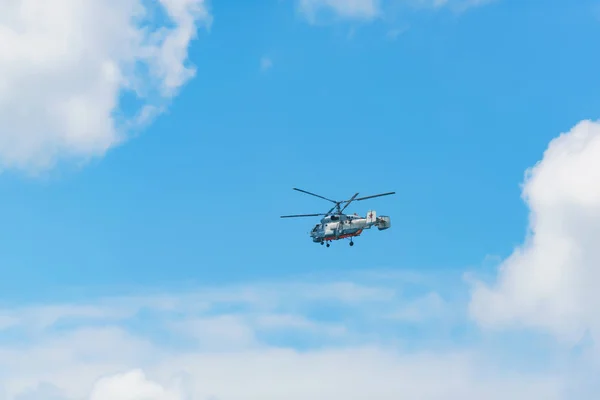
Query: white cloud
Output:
[[0, 0, 211, 173], [296, 0, 491, 23], [401, 0, 495, 10], [386, 26, 409, 40], [386, 291, 447, 322], [88, 369, 186, 400], [260, 56, 273, 71], [0, 272, 593, 399], [298, 0, 380, 22], [469, 119, 600, 347]]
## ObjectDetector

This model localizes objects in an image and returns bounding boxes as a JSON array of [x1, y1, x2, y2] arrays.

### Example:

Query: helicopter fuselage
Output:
[[310, 211, 391, 244]]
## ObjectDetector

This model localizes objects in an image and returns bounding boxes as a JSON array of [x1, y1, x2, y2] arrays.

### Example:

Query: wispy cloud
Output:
[[296, 0, 493, 24], [260, 56, 273, 72], [386, 26, 409, 40], [298, 0, 381, 23], [0, 269, 593, 399]]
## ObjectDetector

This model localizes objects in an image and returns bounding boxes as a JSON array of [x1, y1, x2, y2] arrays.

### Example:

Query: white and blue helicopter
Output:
[[281, 188, 395, 247]]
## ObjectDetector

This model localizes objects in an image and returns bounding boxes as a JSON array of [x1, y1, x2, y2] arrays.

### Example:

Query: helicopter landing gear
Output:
[[349, 240, 354, 246]]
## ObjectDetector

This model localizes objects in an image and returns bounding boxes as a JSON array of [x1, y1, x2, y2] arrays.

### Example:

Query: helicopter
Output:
[[280, 188, 395, 247]]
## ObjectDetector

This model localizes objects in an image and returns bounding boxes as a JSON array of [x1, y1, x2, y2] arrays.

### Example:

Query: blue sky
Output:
[[1, 0, 600, 398]]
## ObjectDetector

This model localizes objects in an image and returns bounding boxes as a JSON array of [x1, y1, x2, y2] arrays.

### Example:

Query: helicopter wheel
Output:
[[326, 243, 330, 247], [349, 241, 354, 246]]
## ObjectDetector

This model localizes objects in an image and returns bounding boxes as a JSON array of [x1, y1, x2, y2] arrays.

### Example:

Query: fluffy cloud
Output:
[[88, 370, 186, 400], [0, 271, 576, 399], [0, 0, 210, 173], [469, 120, 600, 347]]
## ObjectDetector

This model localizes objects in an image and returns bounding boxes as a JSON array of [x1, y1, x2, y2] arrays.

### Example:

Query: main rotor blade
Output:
[[325, 204, 338, 215], [339, 192, 359, 213], [354, 192, 396, 201], [293, 188, 337, 204], [280, 213, 326, 218]]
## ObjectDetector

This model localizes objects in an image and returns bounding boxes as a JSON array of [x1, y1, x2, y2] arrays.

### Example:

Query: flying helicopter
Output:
[[280, 188, 395, 247]]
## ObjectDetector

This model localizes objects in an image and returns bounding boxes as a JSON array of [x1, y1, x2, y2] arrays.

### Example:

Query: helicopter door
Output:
[[335, 221, 343, 237]]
